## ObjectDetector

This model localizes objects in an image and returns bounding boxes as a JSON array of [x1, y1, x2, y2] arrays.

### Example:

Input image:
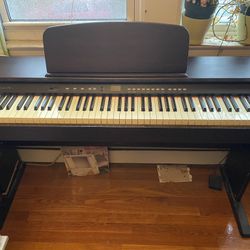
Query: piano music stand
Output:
[[43, 22, 189, 78]]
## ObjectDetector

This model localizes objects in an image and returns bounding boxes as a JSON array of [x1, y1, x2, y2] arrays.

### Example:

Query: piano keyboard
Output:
[[0, 94, 250, 126]]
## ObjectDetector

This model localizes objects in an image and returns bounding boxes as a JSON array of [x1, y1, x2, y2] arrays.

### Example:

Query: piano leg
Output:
[[0, 148, 25, 229], [221, 147, 250, 237]]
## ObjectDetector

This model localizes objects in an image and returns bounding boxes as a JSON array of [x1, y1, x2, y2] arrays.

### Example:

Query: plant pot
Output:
[[182, 14, 212, 45], [184, 1, 218, 19], [237, 13, 250, 45]]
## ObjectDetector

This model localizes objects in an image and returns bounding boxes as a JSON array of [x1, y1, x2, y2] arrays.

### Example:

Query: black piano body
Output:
[[0, 22, 250, 236]]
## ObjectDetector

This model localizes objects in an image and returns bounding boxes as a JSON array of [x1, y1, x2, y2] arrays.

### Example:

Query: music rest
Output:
[[43, 22, 189, 77]]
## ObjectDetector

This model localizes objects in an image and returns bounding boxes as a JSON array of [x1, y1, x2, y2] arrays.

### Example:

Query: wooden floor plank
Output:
[[1, 164, 250, 250]]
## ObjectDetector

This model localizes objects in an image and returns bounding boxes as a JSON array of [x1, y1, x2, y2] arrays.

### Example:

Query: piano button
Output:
[[164, 96, 170, 111], [131, 95, 135, 112], [118, 96, 122, 112], [47, 95, 56, 110], [222, 96, 232, 112], [212, 96, 221, 112], [34, 95, 44, 110], [6, 95, 17, 110], [240, 96, 250, 112], [188, 96, 196, 112], [17, 95, 28, 110], [198, 96, 207, 112], [229, 96, 239, 112], [83, 95, 89, 111], [170, 96, 177, 112], [157, 96, 163, 112], [64, 96, 72, 111], [0, 95, 12, 110], [76, 96, 83, 111], [124, 96, 128, 112], [41, 95, 50, 111], [141, 95, 145, 112], [100, 95, 106, 111], [24, 95, 34, 110], [205, 96, 214, 112], [181, 96, 188, 112], [107, 95, 112, 111]]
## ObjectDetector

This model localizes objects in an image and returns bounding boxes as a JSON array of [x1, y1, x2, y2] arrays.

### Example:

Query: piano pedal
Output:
[[208, 175, 223, 191]]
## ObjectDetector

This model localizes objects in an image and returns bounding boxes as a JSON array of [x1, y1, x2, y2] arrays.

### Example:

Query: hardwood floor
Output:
[[1, 164, 250, 250]]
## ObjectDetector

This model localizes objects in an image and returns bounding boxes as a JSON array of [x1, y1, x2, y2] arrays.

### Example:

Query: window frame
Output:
[[0, 0, 135, 41]]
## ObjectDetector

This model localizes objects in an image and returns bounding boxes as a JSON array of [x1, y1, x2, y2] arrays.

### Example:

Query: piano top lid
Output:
[[43, 22, 189, 77]]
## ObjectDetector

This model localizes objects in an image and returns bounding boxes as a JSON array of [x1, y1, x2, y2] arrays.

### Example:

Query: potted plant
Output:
[[182, 0, 219, 45], [237, 0, 250, 44]]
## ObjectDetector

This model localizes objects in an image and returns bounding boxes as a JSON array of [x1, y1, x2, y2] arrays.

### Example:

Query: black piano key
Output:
[[76, 96, 83, 111], [34, 96, 44, 110], [47, 95, 56, 110], [131, 96, 135, 112], [118, 96, 122, 111], [141, 96, 145, 112], [6, 95, 17, 110], [240, 96, 250, 112], [148, 96, 152, 112], [158, 96, 163, 112], [0, 95, 6, 104], [100, 96, 106, 111], [212, 96, 221, 112], [171, 96, 177, 112], [124, 96, 128, 112], [82, 95, 89, 111], [24, 95, 34, 110], [41, 95, 50, 111], [89, 96, 96, 111], [181, 96, 188, 112], [17, 95, 28, 110], [164, 96, 170, 111], [65, 96, 73, 111], [188, 96, 196, 112], [107, 96, 112, 111], [229, 96, 239, 112], [198, 96, 207, 112], [0, 95, 12, 110], [205, 96, 214, 112], [222, 96, 232, 112], [58, 96, 67, 111], [246, 96, 250, 104]]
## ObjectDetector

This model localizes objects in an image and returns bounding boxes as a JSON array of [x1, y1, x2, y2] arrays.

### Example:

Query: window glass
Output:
[[4, 0, 127, 21]]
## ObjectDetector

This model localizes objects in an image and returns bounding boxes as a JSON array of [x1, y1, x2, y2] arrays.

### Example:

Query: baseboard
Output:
[[18, 148, 228, 165]]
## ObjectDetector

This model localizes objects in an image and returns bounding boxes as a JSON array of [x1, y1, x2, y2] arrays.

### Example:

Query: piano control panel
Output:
[[0, 82, 249, 95]]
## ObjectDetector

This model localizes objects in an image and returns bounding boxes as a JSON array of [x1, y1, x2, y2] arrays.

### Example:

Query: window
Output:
[[4, 0, 128, 21]]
